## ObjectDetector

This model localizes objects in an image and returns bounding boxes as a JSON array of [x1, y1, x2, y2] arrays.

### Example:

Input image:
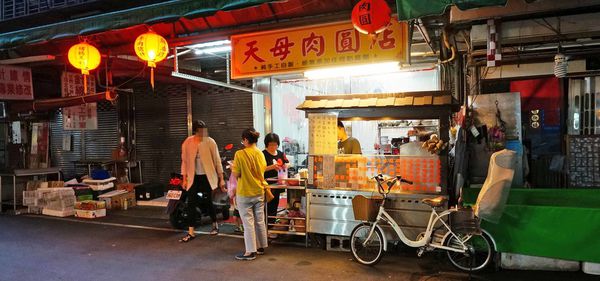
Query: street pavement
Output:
[[0, 213, 596, 281]]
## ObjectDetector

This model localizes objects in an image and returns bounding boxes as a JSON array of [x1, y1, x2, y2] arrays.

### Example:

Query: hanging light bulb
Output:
[[554, 53, 568, 78]]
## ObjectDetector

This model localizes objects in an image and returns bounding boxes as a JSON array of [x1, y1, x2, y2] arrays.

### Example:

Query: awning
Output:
[[0, 0, 274, 49], [395, 0, 508, 20]]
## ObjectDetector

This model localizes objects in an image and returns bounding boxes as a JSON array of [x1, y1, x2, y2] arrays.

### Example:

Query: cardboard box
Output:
[[42, 208, 75, 217], [75, 208, 106, 219], [75, 200, 106, 210], [116, 183, 139, 193], [98, 190, 136, 210]]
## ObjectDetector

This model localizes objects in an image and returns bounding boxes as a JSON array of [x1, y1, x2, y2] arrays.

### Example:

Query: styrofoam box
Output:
[[75, 209, 106, 219], [583, 262, 600, 275], [42, 208, 75, 217], [501, 253, 580, 271], [83, 177, 117, 184]]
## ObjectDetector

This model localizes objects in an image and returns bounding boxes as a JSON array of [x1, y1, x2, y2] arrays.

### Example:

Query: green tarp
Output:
[[395, 0, 508, 20], [0, 0, 273, 49], [463, 188, 600, 263]]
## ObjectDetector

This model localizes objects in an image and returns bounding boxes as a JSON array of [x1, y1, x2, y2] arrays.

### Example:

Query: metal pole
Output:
[[13, 175, 16, 212], [0, 176, 3, 213], [226, 52, 231, 84], [171, 71, 268, 96], [186, 84, 193, 137]]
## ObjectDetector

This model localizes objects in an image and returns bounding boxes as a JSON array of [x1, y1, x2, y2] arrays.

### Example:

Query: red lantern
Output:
[[351, 0, 392, 35]]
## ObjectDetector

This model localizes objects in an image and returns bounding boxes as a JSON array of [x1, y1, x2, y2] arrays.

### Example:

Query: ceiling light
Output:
[[189, 40, 231, 49], [194, 46, 231, 55], [304, 62, 400, 80]]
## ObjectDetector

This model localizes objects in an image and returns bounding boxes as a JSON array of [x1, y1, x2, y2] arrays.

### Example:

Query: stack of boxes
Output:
[[83, 177, 116, 199], [74, 201, 106, 219], [21, 177, 139, 218], [23, 186, 75, 217], [40, 188, 76, 217]]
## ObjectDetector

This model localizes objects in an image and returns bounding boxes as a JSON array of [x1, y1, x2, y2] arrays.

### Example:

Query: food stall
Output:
[[297, 91, 458, 240]]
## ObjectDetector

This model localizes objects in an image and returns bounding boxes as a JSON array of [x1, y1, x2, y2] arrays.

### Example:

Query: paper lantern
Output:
[[351, 0, 392, 35], [68, 42, 101, 94], [134, 31, 169, 89]]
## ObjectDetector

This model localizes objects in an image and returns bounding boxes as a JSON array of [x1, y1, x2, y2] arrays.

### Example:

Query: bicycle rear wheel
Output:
[[350, 223, 384, 266], [445, 232, 494, 272]]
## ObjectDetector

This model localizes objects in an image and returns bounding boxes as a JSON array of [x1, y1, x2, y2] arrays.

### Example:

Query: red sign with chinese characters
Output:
[[231, 19, 408, 79], [0, 65, 33, 100], [61, 72, 98, 130]]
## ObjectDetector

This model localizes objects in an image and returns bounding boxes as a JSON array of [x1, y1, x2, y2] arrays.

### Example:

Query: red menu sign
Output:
[[0, 65, 33, 100]]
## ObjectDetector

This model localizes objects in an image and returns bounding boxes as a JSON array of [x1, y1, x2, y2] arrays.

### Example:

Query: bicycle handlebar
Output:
[[372, 174, 413, 195]]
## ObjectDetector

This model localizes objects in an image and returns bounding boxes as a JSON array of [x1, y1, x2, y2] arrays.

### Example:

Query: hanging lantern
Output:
[[351, 0, 392, 35], [134, 31, 169, 89], [68, 42, 101, 94]]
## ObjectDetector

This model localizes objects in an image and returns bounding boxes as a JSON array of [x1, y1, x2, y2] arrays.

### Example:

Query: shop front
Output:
[[229, 17, 460, 244]]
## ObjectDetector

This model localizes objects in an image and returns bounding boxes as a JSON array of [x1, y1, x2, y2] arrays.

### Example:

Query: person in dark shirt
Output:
[[337, 120, 362, 154], [262, 133, 289, 238]]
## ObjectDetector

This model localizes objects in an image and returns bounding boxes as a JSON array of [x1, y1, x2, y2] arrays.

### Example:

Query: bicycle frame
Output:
[[363, 199, 470, 254]]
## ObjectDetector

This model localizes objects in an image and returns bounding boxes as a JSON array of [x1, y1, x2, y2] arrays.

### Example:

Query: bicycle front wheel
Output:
[[350, 223, 384, 266], [445, 232, 494, 272]]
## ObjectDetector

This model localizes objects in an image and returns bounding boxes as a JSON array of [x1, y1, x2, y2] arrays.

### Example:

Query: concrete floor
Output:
[[0, 209, 597, 281]]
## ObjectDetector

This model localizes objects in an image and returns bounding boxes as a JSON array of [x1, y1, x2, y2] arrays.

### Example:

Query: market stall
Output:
[[297, 91, 458, 240]]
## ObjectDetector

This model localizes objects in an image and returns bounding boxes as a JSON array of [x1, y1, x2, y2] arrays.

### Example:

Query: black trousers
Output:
[[186, 175, 217, 227], [266, 188, 283, 224]]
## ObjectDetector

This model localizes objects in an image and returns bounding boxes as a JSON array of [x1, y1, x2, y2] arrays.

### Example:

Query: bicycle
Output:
[[350, 174, 494, 272]]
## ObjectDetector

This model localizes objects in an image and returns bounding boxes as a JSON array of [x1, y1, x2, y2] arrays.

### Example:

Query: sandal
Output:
[[210, 227, 219, 236], [179, 234, 196, 243]]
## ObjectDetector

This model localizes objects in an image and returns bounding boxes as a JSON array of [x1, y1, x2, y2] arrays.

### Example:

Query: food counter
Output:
[[306, 154, 446, 239], [296, 92, 457, 239]]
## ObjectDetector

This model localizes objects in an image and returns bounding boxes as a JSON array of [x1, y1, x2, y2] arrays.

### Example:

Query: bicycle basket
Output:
[[352, 195, 383, 221], [450, 207, 481, 235]]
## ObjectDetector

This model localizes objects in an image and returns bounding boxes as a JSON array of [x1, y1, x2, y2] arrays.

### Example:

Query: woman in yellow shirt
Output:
[[232, 128, 268, 261]]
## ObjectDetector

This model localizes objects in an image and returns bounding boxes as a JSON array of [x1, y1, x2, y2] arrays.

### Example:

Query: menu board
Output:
[[61, 72, 98, 130], [29, 123, 49, 169], [308, 113, 338, 155], [0, 65, 33, 100], [567, 135, 600, 188]]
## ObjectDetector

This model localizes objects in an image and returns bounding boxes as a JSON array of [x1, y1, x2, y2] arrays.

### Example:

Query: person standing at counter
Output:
[[263, 133, 289, 239], [179, 120, 225, 243], [232, 128, 269, 261], [337, 120, 362, 154]]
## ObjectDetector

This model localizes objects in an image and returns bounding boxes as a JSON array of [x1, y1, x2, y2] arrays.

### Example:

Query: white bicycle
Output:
[[350, 174, 494, 272]]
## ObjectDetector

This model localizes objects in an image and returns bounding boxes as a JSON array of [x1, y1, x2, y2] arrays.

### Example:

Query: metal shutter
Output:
[[50, 110, 83, 179], [83, 101, 118, 160], [191, 80, 254, 150], [134, 85, 187, 184], [50, 101, 118, 179]]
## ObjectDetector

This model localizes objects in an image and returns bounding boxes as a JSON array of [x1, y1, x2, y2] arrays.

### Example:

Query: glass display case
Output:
[[308, 154, 442, 194]]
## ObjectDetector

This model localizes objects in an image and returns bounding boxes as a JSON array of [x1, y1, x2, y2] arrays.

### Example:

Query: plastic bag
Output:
[[227, 175, 237, 198], [277, 168, 288, 185]]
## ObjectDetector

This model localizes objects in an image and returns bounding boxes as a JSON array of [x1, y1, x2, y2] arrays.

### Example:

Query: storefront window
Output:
[[269, 69, 440, 170]]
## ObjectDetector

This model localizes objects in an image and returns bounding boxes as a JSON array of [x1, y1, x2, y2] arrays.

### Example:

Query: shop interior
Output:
[[268, 67, 441, 171]]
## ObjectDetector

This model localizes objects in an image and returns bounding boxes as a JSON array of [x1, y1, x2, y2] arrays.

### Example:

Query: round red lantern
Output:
[[351, 0, 392, 35]]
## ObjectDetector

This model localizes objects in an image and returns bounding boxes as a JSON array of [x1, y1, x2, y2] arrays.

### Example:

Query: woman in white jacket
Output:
[[179, 120, 225, 242]]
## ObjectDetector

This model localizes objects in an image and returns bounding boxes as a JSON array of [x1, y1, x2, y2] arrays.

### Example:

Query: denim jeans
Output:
[[237, 195, 268, 253]]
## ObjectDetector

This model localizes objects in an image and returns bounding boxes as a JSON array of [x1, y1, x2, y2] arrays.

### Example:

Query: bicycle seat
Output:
[[421, 196, 447, 208]]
